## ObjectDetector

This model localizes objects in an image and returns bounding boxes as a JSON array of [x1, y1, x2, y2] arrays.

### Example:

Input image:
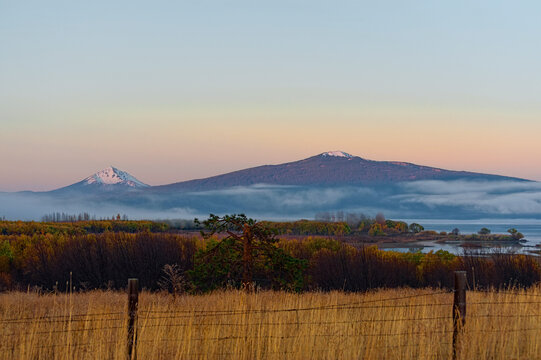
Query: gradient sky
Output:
[[1, 1, 540, 191]]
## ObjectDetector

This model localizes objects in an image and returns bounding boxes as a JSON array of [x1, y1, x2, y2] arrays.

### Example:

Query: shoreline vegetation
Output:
[[0, 216, 537, 292], [5, 214, 527, 245]]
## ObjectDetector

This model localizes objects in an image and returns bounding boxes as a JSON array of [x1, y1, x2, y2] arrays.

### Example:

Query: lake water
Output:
[[387, 219, 541, 255]]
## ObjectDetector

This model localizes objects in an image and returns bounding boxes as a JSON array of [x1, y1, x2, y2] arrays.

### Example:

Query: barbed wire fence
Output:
[[2, 273, 541, 359]]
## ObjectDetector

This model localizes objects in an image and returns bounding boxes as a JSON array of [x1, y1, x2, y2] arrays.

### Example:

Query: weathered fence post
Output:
[[452, 271, 467, 360], [127, 278, 139, 360]]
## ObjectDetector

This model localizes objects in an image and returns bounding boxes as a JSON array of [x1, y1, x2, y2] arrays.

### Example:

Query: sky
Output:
[[1, 1, 540, 191]]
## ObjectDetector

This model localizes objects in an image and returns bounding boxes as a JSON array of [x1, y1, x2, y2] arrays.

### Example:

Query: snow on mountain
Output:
[[49, 152, 529, 196], [83, 166, 148, 188], [320, 151, 354, 158]]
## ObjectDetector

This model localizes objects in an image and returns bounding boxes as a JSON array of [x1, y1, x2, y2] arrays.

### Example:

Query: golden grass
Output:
[[1, 287, 541, 359]]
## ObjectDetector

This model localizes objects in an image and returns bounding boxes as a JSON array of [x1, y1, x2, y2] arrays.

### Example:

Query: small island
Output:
[[260, 213, 527, 253]]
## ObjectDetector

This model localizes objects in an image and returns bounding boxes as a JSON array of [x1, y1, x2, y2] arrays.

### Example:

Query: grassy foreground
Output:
[[1, 288, 540, 359]]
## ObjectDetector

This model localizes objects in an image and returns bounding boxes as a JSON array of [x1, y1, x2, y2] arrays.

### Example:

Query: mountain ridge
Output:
[[31, 151, 533, 194], [1, 151, 538, 221], [150, 151, 530, 192]]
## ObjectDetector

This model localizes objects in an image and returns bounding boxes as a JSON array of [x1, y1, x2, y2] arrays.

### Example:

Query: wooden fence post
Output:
[[127, 278, 139, 360], [452, 271, 467, 360]]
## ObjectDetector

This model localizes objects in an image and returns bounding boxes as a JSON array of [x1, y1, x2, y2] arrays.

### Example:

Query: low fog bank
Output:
[[397, 180, 541, 215], [0, 180, 540, 221], [0, 192, 199, 221]]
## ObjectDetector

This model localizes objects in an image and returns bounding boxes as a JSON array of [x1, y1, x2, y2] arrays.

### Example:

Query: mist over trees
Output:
[[315, 211, 373, 227], [41, 212, 129, 222]]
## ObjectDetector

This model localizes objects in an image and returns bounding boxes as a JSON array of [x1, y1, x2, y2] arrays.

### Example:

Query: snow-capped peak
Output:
[[83, 166, 148, 188], [321, 151, 354, 158]]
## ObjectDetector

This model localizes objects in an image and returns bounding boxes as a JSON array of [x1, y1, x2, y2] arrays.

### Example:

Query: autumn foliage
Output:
[[0, 220, 539, 292]]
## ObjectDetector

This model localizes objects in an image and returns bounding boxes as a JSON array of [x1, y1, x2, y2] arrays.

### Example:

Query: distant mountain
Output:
[[2, 152, 539, 221], [53, 166, 148, 192], [152, 151, 528, 192]]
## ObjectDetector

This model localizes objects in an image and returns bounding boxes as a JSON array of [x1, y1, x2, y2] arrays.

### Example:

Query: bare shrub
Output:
[[157, 264, 187, 296]]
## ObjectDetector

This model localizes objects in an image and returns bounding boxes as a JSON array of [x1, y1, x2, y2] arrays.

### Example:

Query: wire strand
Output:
[[141, 290, 452, 316], [136, 315, 452, 328]]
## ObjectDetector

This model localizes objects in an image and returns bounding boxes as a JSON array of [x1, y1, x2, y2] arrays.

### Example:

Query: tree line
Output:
[[0, 219, 169, 236], [0, 217, 538, 292]]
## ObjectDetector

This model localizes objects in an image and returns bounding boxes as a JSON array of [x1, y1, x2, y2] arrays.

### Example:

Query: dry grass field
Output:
[[1, 287, 541, 359]]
